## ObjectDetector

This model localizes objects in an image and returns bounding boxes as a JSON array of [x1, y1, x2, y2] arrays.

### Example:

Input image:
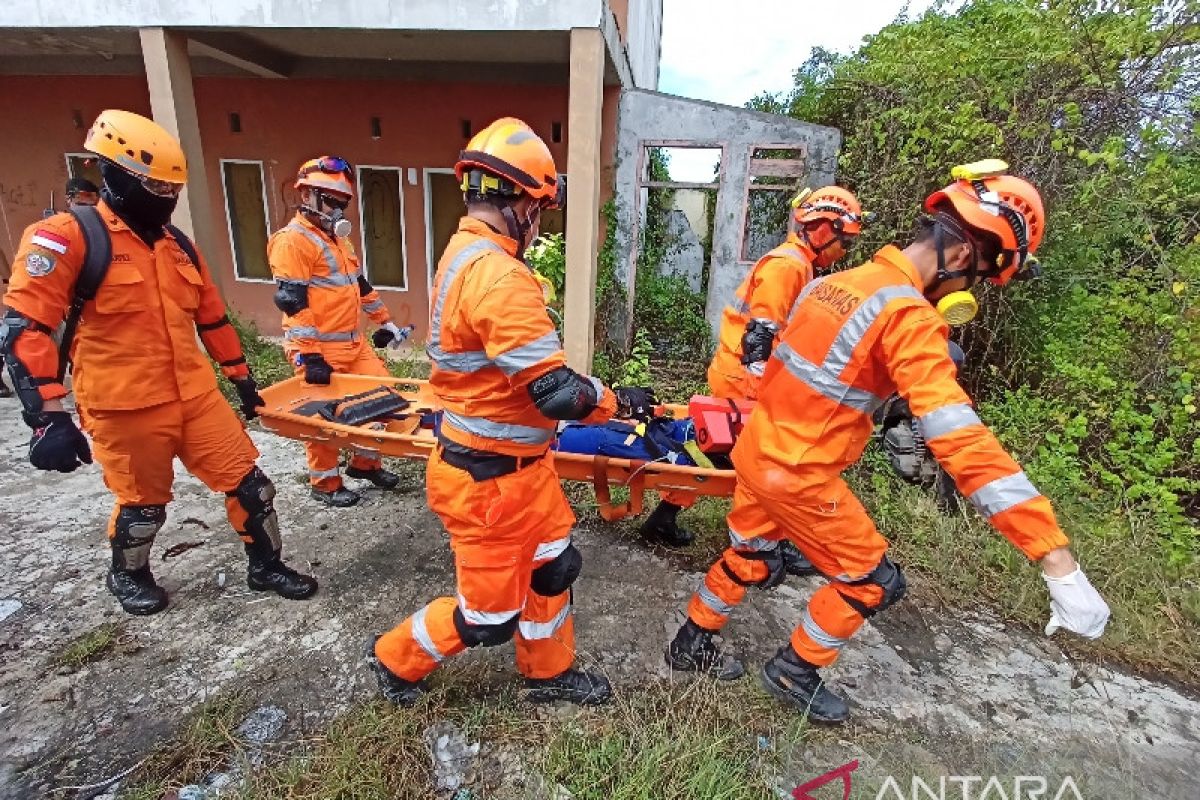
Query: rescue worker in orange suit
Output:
[[267, 157, 412, 507], [0, 110, 317, 615], [367, 118, 655, 706], [642, 187, 865, 574], [665, 162, 1110, 723]]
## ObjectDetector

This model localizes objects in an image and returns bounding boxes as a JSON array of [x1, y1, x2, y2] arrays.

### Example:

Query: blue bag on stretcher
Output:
[[553, 418, 696, 466]]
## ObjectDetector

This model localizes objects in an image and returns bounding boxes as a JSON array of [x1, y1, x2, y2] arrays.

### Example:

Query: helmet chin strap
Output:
[[926, 212, 980, 297], [497, 201, 533, 262]]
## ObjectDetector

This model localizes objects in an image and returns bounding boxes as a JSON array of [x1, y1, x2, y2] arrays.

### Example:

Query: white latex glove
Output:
[[381, 322, 413, 349], [1043, 567, 1110, 639], [745, 361, 767, 377]]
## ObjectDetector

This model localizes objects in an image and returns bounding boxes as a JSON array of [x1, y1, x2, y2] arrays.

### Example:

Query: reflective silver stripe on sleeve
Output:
[[442, 410, 555, 446], [284, 326, 321, 340], [918, 403, 982, 442], [286, 222, 342, 278], [315, 330, 360, 343], [517, 602, 571, 640], [361, 299, 386, 314], [729, 528, 779, 552], [410, 605, 445, 662], [457, 594, 523, 626], [773, 342, 885, 414], [697, 584, 735, 616], [493, 330, 563, 376], [534, 535, 572, 562], [823, 285, 925, 374], [427, 346, 492, 373], [800, 607, 848, 650], [968, 472, 1042, 518]]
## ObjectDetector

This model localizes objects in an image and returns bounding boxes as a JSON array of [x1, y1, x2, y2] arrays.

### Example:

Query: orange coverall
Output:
[[661, 236, 818, 510], [267, 213, 394, 491], [687, 245, 1070, 665], [4, 201, 260, 532], [376, 217, 616, 682]]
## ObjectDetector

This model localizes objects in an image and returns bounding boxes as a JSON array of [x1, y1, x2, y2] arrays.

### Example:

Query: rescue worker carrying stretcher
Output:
[[665, 161, 1110, 723], [0, 110, 317, 615], [367, 118, 655, 706], [641, 188, 866, 569], [268, 156, 412, 507]]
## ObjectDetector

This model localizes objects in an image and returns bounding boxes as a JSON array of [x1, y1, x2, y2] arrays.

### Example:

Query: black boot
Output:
[[640, 501, 694, 547], [106, 565, 168, 615], [365, 636, 428, 706], [665, 619, 744, 680], [345, 466, 401, 489], [311, 486, 360, 507], [780, 541, 819, 577], [246, 545, 318, 599], [760, 645, 849, 724], [526, 668, 612, 706], [108, 505, 169, 615]]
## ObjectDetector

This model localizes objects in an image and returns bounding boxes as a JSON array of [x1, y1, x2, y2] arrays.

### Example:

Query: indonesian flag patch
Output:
[[30, 229, 69, 254]]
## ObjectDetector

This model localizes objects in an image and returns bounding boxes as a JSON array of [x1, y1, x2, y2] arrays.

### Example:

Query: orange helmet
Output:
[[295, 156, 354, 197], [455, 118, 562, 208], [924, 165, 1044, 285], [792, 186, 867, 236], [84, 109, 187, 185]]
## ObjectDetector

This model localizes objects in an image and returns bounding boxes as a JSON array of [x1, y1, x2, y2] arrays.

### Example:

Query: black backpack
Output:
[[59, 205, 200, 381]]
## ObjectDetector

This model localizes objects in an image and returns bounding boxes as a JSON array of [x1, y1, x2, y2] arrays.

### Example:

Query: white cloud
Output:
[[659, 0, 942, 108]]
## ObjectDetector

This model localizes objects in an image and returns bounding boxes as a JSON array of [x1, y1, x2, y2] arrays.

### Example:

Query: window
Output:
[[220, 160, 271, 281], [741, 145, 809, 263], [357, 166, 408, 290]]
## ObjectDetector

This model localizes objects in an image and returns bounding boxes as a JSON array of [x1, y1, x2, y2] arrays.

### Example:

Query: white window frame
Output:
[[219, 158, 274, 284], [423, 167, 457, 292], [63, 152, 94, 178], [355, 164, 410, 293]]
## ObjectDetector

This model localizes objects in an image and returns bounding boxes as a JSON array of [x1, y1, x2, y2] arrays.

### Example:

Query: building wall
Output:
[[0, 74, 576, 338]]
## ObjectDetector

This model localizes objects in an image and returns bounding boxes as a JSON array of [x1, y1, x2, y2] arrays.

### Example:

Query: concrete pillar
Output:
[[139, 28, 224, 290], [562, 27, 606, 373]]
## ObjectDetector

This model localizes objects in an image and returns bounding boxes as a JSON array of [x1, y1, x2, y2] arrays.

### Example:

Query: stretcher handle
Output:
[[592, 455, 649, 522]]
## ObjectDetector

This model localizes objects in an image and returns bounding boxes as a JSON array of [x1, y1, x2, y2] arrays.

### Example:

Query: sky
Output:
[[656, 0, 943, 181]]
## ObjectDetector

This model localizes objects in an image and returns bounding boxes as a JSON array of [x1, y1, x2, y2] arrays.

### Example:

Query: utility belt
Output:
[[436, 436, 546, 482]]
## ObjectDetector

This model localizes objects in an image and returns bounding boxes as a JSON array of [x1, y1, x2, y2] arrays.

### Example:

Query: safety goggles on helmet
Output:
[[299, 156, 353, 183]]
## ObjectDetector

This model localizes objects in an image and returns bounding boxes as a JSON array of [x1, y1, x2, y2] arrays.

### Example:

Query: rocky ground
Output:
[[0, 398, 1196, 799]]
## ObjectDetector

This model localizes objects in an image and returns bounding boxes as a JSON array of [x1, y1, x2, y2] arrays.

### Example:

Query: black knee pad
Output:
[[530, 544, 582, 596], [113, 504, 167, 547], [733, 546, 786, 590], [453, 607, 520, 648], [839, 555, 907, 618], [228, 467, 280, 551]]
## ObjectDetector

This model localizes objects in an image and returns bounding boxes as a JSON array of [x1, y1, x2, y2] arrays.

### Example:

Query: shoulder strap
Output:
[[58, 206, 112, 381], [166, 224, 201, 270]]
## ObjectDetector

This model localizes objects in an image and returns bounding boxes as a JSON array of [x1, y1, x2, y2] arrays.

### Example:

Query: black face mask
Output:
[[100, 159, 179, 239]]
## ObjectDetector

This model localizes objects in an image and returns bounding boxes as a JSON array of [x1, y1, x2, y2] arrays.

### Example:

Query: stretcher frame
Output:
[[257, 375, 737, 521]]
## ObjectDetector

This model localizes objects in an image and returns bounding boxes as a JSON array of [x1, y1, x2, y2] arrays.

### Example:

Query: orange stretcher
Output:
[[256, 374, 737, 521]]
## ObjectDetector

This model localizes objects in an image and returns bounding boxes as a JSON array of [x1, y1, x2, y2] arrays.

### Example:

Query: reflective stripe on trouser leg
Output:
[[305, 440, 343, 491], [348, 444, 382, 472], [515, 589, 574, 679], [686, 547, 770, 630], [375, 596, 467, 682], [789, 581, 883, 667]]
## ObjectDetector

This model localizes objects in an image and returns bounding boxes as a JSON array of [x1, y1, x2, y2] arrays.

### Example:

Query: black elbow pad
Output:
[[273, 281, 309, 315], [528, 366, 600, 421], [357, 275, 374, 297], [739, 318, 780, 365]]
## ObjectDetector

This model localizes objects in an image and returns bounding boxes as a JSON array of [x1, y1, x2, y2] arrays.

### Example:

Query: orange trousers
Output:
[[375, 449, 577, 681], [686, 475, 889, 666], [80, 388, 260, 535], [288, 341, 390, 490]]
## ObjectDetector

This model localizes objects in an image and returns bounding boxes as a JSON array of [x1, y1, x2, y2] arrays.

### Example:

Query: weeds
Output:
[[54, 622, 123, 672]]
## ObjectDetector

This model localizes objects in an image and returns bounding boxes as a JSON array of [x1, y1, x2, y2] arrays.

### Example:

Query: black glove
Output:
[[302, 354, 333, 385], [614, 386, 658, 421], [232, 376, 265, 420], [26, 411, 92, 473], [740, 318, 779, 365]]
